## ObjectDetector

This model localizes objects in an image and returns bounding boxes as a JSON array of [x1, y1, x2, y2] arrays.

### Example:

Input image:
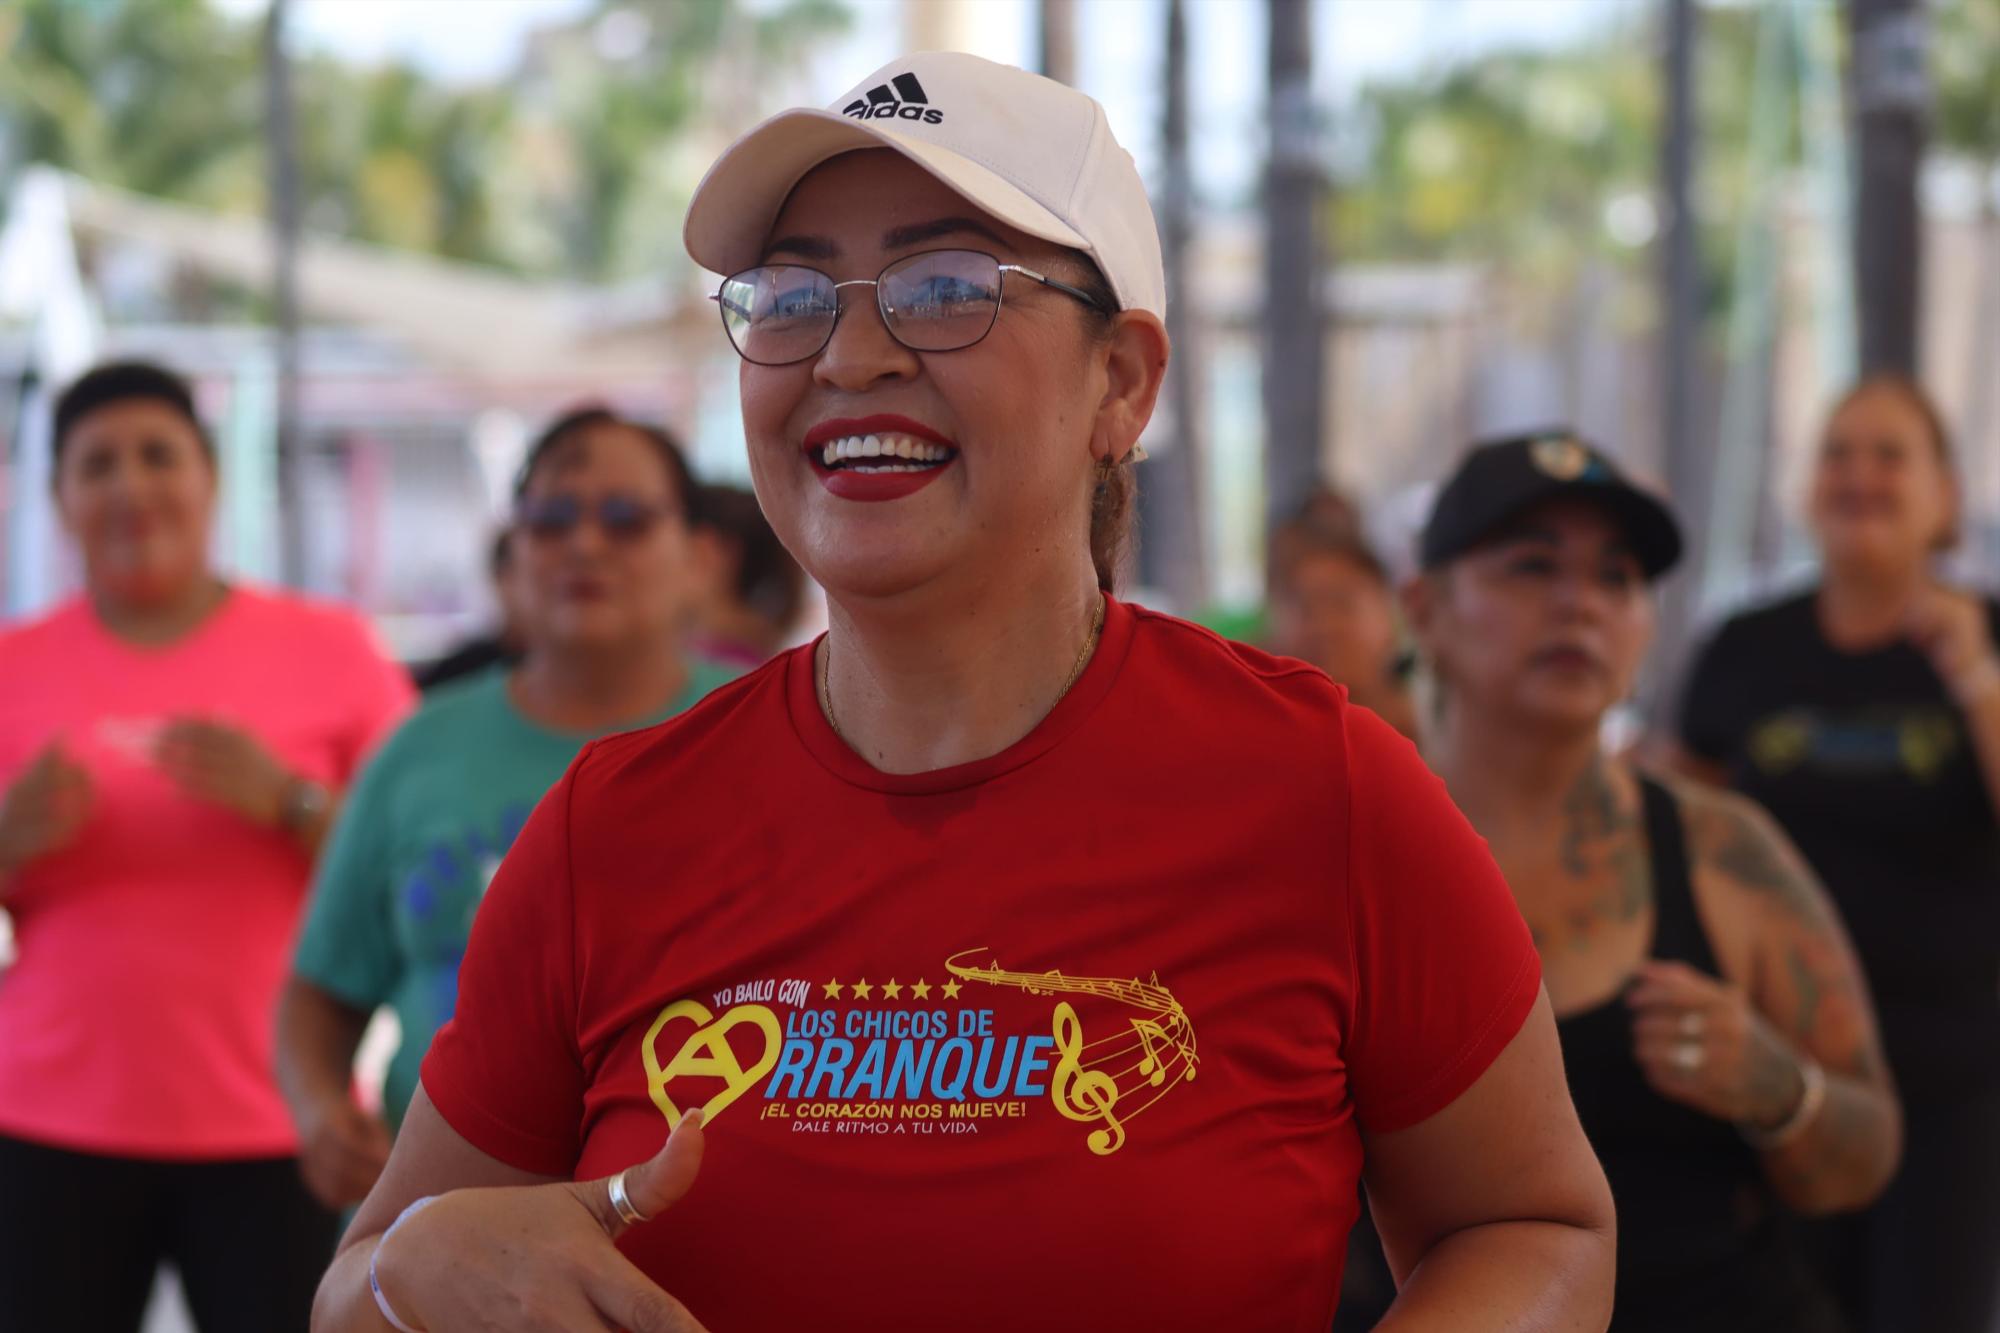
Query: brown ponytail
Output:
[[1065, 253, 1136, 592], [1090, 459, 1138, 592]]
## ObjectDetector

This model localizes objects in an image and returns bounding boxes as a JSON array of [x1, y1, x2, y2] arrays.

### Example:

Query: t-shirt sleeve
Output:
[[1340, 705, 1541, 1134], [419, 746, 589, 1177], [330, 612, 417, 783], [1677, 622, 1739, 764], [293, 730, 404, 1009]]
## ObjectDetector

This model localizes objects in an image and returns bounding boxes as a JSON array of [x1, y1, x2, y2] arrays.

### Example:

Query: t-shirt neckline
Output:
[[496, 658, 735, 746], [786, 595, 1136, 795], [75, 583, 248, 659]]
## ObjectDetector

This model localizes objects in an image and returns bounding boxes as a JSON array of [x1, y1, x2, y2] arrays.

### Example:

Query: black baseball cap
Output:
[[1419, 429, 1683, 579]]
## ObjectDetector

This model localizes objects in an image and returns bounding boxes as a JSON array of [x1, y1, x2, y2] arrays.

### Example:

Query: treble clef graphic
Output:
[[1050, 1001, 1126, 1156]]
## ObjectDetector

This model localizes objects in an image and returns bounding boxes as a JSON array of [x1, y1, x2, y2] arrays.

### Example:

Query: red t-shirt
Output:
[[423, 598, 1538, 1331]]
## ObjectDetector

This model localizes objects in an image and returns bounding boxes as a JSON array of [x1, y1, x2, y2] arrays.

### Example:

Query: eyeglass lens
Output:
[[517, 494, 665, 541], [717, 250, 1006, 365]]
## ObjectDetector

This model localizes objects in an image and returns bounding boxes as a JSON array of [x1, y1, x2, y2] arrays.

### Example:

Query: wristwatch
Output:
[[280, 776, 331, 834]]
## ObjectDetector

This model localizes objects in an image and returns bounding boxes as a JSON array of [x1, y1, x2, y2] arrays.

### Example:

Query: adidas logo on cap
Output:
[[842, 72, 944, 125]]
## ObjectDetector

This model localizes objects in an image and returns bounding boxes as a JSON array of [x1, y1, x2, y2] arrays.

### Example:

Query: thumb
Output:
[[590, 1108, 705, 1235]]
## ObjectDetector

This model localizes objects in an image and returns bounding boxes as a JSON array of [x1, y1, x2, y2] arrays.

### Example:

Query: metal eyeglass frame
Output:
[[709, 247, 1114, 366]]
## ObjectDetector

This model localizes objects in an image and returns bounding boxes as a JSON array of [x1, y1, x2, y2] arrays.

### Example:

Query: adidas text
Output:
[[842, 73, 943, 125]]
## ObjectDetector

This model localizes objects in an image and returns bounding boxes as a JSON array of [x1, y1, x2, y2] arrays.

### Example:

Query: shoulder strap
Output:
[[1639, 777, 1720, 973]]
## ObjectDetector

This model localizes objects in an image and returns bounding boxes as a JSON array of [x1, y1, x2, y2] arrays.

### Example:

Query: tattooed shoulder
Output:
[[1672, 778, 1831, 926]]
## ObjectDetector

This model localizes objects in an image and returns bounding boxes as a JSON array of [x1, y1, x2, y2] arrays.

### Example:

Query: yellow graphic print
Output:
[[1748, 713, 1813, 775], [642, 998, 781, 1129], [1899, 714, 1959, 782], [946, 948, 1199, 1156]]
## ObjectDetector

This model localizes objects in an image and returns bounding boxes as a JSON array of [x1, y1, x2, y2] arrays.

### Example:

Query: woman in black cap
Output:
[[1394, 431, 1902, 1331]]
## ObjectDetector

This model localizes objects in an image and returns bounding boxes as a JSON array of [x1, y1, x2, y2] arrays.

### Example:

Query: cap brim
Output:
[[684, 108, 1089, 279], [1429, 481, 1684, 580], [1519, 483, 1686, 579], [1592, 485, 1683, 579]]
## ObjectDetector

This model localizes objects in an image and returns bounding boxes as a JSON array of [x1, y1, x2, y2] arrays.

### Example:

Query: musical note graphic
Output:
[[946, 948, 1199, 1155], [1131, 1017, 1173, 1088], [1051, 1002, 1126, 1154]]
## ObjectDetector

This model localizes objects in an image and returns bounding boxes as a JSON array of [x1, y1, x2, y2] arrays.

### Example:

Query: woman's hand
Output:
[[369, 1110, 711, 1333], [152, 718, 296, 828], [1907, 585, 2000, 706], [297, 1094, 393, 1212], [0, 744, 93, 878], [1627, 960, 1804, 1129]]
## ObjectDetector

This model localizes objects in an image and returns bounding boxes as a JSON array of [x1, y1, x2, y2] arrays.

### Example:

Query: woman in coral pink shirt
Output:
[[0, 361, 413, 1331]]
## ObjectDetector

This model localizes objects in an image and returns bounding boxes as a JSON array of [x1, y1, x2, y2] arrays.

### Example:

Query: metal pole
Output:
[[1141, 0, 1208, 608], [1038, 0, 1077, 86], [263, 0, 305, 586], [1848, 0, 1929, 374], [1656, 0, 1702, 655], [1262, 0, 1326, 540]]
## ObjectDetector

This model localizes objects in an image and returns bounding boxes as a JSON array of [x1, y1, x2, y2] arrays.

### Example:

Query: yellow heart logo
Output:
[[641, 998, 782, 1129]]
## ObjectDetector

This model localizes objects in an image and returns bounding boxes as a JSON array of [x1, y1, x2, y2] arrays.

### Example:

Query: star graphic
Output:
[[821, 978, 844, 1000], [910, 979, 932, 1000], [941, 979, 963, 1000], [850, 978, 875, 1000], [881, 978, 904, 1000]]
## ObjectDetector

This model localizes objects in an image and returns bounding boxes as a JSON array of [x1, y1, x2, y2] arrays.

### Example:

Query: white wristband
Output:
[[1740, 1055, 1826, 1151], [369, 1195, 440, 1333]]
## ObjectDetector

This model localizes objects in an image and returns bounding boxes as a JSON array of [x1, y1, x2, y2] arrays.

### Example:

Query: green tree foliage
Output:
[[1332, 31, 1657, 276], [0, 0, 846, 280], [1934, 0, 2000, 162], [1328, 0, 1992, 308], [0, 0, 264, 203]]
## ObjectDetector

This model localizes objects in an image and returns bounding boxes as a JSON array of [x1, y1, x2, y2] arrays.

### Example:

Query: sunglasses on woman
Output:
[[515, 493, 675, 543], [711, 247, 1112, 367]]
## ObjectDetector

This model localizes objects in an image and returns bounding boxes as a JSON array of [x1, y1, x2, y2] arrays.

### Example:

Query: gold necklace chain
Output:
[[820, 594, 1106, 750]]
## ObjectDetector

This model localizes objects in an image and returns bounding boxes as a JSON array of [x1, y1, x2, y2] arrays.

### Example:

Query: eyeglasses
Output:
[[711, 248, 1112, 366], [515, 493, 675, 543]]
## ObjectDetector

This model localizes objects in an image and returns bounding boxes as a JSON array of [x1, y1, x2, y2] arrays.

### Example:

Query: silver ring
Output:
[[608, 1168, 649, 1227], [1672, 1040, 1706, 1074], [1678, 1011, 1706, 1039]]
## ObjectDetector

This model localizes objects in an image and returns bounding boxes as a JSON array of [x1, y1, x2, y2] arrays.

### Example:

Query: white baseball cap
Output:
[[682, 51, 1167, 320]]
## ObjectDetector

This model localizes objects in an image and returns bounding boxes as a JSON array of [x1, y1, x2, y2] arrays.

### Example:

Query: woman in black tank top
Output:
[[1338, 434, 1903, 1331]]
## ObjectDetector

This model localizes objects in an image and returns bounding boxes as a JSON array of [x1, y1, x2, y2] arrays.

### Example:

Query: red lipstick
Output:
[[802, 414, 959, 503]]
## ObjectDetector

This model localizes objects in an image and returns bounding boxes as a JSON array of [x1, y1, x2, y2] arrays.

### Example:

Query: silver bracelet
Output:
[[1740, 1055, 1826, 1151], [369, 1195, 440, 1333]]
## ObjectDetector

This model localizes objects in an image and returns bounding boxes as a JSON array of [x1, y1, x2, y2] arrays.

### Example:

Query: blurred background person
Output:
[[0, 360, 413, 1331], [412, 529, 526, 692], [275, 406, 734, 1214], [1675, 375, 2000, 1333], [1363, 431, 1899, 1332], [688, 481, 809, 667], [1264, 485, 1417, 738]]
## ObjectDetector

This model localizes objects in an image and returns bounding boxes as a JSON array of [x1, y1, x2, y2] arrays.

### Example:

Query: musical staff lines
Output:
[[945, 947, 1199, 1155]]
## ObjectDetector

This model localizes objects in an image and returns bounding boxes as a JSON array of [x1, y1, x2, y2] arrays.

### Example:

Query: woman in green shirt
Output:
[[275, 407, 735, 1212]]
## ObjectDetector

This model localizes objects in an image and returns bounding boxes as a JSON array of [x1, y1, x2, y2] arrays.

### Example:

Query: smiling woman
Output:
[[1676, 377, 2000, 1333], [313, 55, 1615, 1333]]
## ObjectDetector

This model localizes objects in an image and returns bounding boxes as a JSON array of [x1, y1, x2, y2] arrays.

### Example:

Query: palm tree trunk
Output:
[[1139, 0, 1208, 609], [1262, 0, 1326, 541], [1038, 0, 1076, 85], [1848, 0, 1929, 373]]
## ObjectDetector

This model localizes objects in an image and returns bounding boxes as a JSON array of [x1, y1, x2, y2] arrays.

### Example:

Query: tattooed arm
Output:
[[1675, 784, 1902, 1215]]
